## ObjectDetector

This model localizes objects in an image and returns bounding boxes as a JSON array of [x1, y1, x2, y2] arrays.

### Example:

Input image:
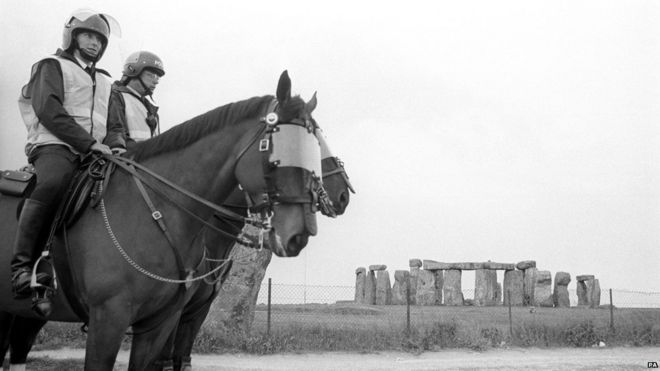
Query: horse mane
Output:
[[129, 95, 275, 161]]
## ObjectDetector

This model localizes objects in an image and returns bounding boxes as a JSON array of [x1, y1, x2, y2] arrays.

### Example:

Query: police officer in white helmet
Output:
[[13, 9, 122, 308]]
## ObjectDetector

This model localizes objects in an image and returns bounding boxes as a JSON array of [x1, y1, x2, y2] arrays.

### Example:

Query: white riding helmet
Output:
[[61, 9, 121, 59]]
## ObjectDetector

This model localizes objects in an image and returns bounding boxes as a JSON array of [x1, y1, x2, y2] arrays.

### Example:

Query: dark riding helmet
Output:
[[62, 9, 121, 59], [122, 51, 165, 78]]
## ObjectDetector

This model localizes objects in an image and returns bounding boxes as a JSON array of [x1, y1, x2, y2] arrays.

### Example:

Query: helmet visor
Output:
[[69, 9, 122, 37]]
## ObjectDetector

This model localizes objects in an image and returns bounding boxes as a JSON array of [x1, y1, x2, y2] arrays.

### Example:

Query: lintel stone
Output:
[[423, 260, 514, 271], [576, 275, 595, 282], [369, 264, 387, 271]]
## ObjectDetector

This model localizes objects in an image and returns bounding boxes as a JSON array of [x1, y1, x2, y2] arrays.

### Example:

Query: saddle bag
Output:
[[0, 169, 36, 197]]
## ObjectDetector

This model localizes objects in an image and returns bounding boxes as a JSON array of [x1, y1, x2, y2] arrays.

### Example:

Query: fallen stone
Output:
[[516, 260, 536, 270]]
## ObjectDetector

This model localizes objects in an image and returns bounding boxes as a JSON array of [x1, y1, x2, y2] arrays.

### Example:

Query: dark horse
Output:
[[0, 71, 323, 370], [152, 120, 354, 371]]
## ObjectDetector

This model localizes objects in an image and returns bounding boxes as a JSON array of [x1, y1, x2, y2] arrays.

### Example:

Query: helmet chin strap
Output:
[[137, 77, 154, 96]]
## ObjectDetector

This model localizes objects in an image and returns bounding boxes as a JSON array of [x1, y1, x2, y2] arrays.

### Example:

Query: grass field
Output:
[[28, 303, 660, 355]]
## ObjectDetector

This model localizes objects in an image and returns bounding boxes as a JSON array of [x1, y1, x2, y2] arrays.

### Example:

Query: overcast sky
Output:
[[1, 0, 659, 293]]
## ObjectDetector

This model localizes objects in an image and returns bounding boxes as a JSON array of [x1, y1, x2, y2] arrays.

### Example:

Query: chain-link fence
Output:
[[250, 280, 660, 335]]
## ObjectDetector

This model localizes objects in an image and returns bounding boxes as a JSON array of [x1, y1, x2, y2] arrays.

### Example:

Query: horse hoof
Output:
[[32, 299, 53, 317]]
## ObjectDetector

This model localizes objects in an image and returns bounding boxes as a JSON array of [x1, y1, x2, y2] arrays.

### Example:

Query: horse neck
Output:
[[135, 121, 255, 229]]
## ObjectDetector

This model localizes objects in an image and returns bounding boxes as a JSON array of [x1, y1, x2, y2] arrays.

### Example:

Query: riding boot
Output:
[[10, 198, 53, 299]]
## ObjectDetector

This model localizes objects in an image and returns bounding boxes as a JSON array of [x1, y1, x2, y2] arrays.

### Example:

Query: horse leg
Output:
[[172, 297, 215, 371], [149, 322, 179, 371], [129, 311, 181, 371], [8, 316, 46, 369], [0, 312, 14, 368], [85, 304, 131, 371]]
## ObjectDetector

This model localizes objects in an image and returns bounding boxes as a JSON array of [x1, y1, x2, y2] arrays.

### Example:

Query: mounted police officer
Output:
[[12, 9, 121, 300], [105, 51, 165, 151]]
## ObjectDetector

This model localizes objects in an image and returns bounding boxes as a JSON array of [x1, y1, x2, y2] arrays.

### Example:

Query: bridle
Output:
[[238, 100, 331, 223]]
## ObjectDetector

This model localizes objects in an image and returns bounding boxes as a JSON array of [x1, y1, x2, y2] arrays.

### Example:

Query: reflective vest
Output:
[[121, 91, 152, 142], [18, 56, 112, 154]]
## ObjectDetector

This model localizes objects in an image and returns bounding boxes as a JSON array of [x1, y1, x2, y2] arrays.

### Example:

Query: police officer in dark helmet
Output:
[[105, 51, 165, 151], [12, 9, 121, 302]]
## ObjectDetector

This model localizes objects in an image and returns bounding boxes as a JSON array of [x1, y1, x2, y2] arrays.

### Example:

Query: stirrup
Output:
[[31, 251, 57, 291]]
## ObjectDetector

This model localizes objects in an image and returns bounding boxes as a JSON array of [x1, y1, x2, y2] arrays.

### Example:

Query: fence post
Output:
[[609, 288, 614, 334], [267, 277, 272, 336], [406, 274, 411, 335], [508, 289, 513, 338]]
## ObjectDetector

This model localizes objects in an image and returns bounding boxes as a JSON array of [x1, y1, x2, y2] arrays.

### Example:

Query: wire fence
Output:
[[249, 280, 660, 335], [255, 282, 660, 308]]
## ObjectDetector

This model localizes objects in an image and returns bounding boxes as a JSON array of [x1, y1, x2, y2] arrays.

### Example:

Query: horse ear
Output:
[[276, 70, 291, 103], [306, 91, 318, 113]]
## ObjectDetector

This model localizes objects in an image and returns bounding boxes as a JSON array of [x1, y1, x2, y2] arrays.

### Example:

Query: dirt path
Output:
[[28, 346, 660, 370]]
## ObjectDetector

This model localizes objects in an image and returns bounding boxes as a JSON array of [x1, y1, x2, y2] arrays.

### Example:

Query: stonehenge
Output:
[[576, 275, 601, 308], [354, 260, 602, 309]]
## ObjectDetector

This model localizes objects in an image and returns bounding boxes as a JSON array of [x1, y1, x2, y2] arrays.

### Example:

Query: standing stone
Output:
[[495, 282, 502, 305], [576, 275, 595, 307], [522, 267, 538, 306], [503, 269, 523, 306], [443, 269, 464, 306], [355, 267, 366, 303], [364, 269, 376, 305], [553, 272, 571, 308], [209, 243, 272, 333], [375, 270, 393, 305], [391, 270, 410, 305], [475, 269, 498, 306], [434, 270, 444, 305], [533, 270, 554, 307], [590, 279, 601, 308], [409, 264, 420, 305], [409, 259, 422, 268], [415, 270, 437, 305]]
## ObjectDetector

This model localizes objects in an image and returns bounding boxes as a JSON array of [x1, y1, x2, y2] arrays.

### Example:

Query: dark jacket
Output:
[[104, 82, 160, 150]]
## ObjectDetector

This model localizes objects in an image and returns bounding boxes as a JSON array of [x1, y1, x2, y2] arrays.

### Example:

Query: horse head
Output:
[[315, 123, 354, 216], [234, 71, 322, 257]]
